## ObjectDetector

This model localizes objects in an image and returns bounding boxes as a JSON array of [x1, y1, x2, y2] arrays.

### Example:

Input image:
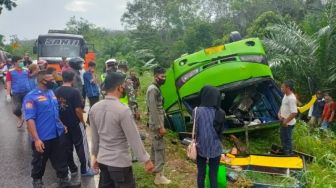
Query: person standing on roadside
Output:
[[100, 58, 118, 82], [60, 56, 67, 69], [23, 53, 33, 66], [320, 94, 335, 130], [278, 80, 298, 155], [118, 62, 139, 120], [55, 70, 98, 177], [68, 57, 84, 97], [83, 62, 100, 108], [28, 64, 40, 91], [23, 70, 79, 188], [195, 86, 225, 188], [309, 90, 325, 127], [46, 67, 60, 91], [129, 70, 141, 96], [89, 72, 154, 188], [6, 56, 30, 128], [146, 67, 171, 185]]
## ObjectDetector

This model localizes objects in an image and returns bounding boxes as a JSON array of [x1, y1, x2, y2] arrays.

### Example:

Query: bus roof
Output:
[[38, 33, 84, 39]]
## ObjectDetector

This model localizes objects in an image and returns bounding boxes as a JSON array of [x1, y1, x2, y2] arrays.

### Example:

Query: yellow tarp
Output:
[[298, 95, 317, 113], [221, 154, 304, 169]]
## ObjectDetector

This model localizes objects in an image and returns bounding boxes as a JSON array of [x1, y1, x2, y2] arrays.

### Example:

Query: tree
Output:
[[0, 0, 17, 15], [246, 11, 282, 38], [265, 1, 336, 96], [264, 22, 319, 95]]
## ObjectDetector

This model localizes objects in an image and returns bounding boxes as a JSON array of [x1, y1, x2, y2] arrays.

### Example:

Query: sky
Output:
[[0, 0, 128, 42]]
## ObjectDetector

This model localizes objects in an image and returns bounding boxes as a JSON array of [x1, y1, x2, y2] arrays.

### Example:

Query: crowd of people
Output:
[[308, 90, 335, 130], [1, 52, 335, 188], [0, 53, 173, 188]]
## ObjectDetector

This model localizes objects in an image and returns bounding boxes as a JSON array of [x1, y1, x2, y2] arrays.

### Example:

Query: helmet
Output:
[[117, 61, 128, 73], [105, 58, 118, 65], [37, 60, 48, 70], [69, 57, 84, 70]]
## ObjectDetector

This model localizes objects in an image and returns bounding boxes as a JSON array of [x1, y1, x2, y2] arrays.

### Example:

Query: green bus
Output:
[[161, 35, 283, 136]]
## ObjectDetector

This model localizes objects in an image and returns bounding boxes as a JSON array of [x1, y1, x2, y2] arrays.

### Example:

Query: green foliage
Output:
[[264, 1, 336, 97], [0, 0, 17, 14], [3, 35, 35, 58], [265, 21, 319, 95], [246, 11, 282, 38]]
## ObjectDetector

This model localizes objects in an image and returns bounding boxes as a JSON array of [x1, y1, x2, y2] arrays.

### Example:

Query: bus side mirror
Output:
[[84, 46, 88, 54], [33, 46, 37, 54]]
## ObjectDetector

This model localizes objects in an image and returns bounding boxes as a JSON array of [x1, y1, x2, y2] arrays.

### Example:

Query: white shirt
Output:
[[280, 93, 298, 125], [79, 69, 85, 85]]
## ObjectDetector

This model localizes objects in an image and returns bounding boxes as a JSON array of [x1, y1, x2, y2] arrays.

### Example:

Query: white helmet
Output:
[[105, 58, 117, 65]]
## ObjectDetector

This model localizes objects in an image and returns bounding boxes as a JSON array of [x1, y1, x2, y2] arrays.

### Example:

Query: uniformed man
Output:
[[146, 67, 171, 185], [6, 56, 30, 128], [100, 58, 118, 97], [101, 58, 118, 82], [89, 72, 154, 187], [118, 62, 139, 120], [23, 70, 79, 188]]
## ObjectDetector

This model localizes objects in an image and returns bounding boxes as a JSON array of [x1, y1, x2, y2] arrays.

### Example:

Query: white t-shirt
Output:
[[280, 93, 298, 125], [79, 69, 85, 85]]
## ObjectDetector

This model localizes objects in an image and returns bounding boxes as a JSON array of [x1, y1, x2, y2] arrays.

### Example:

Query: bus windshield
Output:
[[38, 37, 82, 58]]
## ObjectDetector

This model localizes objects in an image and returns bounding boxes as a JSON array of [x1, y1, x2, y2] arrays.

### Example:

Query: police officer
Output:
[[23, 70, 79, 188], [100, 58, 118, 97], [101, 58, 118, 82], [146, 67, 171, 185], [6, 56, 30, 128]]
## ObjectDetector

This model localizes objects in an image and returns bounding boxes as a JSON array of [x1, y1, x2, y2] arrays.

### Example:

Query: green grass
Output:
[[132, 72, 336, 188]]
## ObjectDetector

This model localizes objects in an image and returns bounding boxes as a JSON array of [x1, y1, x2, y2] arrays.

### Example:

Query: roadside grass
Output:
[[133, 72, 336, 188]]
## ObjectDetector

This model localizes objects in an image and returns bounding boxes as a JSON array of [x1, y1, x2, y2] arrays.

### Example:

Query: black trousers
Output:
[[86, 96, 99, 124], [31, 135, 68, 180], [12, 92, 27, 118], [88, 96, 99, 108], [82, 87, 86, 107], [98, 163, 136, 188], [197, 155, 221, 188], [280, 125, 294, 154], [64, 124, 88, 174]]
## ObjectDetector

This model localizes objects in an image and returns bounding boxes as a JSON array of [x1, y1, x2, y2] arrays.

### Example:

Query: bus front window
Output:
[[40, 44, 81, 58]]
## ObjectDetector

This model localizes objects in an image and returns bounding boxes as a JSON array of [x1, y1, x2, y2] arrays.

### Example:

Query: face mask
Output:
[[156, 78, 166, 86], [18, 62, 24, 68], [44, 80, 55, 90]]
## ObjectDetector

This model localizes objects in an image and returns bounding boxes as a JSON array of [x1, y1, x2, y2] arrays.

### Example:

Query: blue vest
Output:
[[10, 68, 30, 94]]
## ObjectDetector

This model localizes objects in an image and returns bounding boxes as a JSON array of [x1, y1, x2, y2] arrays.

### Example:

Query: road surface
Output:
[[0, 84, 99, 188]]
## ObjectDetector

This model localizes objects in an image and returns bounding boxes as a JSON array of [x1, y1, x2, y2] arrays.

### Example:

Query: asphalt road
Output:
[[0, 84, 99, 188]]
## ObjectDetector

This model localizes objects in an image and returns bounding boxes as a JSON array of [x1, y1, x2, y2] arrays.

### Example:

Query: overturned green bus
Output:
[[160, 35, 283, 135]]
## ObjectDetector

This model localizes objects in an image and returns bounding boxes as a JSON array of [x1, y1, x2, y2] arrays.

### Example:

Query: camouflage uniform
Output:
[[146, 83, 165, 173], [124, 76, 138, 115], [101, 69, 138, 116]]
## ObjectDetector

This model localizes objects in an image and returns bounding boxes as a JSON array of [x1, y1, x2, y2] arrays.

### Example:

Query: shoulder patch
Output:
[[37, 95, 47, 101], [25, 101, 34, 109]]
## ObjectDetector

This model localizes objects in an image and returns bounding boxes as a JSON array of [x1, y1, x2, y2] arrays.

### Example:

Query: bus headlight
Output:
[[239, 55, 268, 65], [176, 68, 200, 88]]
